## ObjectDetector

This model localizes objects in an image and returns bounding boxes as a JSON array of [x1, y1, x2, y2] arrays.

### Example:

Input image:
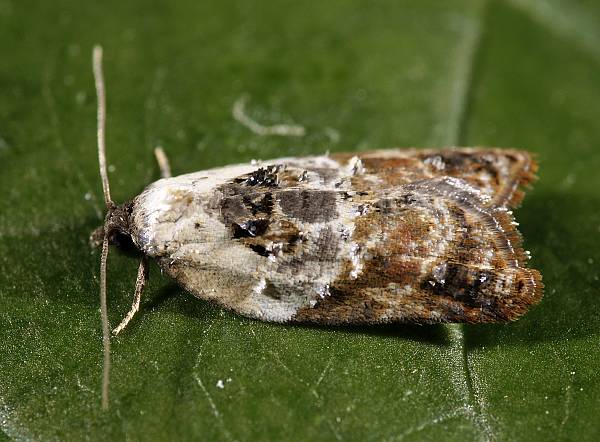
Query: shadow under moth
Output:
[[91, 47, 543, 409]]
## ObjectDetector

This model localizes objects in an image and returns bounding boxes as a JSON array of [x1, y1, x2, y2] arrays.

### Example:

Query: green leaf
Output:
[[1, 0, 599, 440]]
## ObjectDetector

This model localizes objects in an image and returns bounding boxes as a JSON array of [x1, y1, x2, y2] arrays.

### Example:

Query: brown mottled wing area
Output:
[[293, 177, 543, 325], [330, 148, 537, 208]]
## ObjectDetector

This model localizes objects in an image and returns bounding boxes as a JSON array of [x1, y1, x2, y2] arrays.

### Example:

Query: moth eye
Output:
[[110, 231, 136, 253]]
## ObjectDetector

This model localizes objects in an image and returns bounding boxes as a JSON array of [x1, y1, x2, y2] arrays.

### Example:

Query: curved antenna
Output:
[[93, 44, 112, 410], [93, 45, 113, 208]]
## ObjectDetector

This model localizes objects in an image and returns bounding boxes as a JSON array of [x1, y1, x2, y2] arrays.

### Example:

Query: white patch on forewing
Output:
[[480, 247, 495, 267], [134, 163, 258, 255], [349, 243, 363, 279], [424, 155, 445, 171], [347, 156, 364, 176], [317, 284, 331, 298], [253, 277, 267, 295]]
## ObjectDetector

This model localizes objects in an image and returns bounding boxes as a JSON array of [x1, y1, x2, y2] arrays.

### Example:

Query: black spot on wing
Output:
[[249, 244, 270, 257], [231, 219, 270, 238]]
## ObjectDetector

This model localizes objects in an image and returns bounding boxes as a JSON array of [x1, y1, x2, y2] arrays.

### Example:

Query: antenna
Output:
[[93, 45, 113, 208], [93, 44, 112, 410]]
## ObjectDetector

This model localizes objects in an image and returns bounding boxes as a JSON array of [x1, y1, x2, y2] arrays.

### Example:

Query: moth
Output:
[[91, 47, 543, 408]]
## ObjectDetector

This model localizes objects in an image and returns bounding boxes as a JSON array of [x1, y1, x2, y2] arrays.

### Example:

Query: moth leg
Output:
[[154, 146, 172, 178], [112, 257, 148, 335]]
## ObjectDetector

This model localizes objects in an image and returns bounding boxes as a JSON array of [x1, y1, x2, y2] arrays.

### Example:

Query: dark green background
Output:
[[1, 0, 599, 440]]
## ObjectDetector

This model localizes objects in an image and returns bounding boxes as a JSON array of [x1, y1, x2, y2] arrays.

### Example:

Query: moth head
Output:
[[90, 201, 137, 251]]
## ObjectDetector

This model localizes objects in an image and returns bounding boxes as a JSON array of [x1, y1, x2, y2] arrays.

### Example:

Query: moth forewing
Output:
[[127, 150, 542, 325]]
